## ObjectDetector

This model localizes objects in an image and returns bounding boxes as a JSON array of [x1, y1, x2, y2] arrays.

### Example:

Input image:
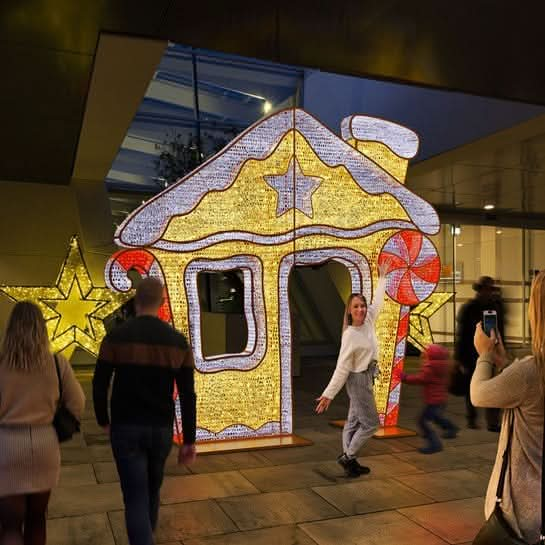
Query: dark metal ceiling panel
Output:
[[0, 0, 170, 184], [1, 114, 81, 183], [3, 0, 545, 186]]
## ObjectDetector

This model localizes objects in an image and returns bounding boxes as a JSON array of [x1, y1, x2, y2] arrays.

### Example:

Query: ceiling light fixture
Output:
[[263, 101, 272, 114]]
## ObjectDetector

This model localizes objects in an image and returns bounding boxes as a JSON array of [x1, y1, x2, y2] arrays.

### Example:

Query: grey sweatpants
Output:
[[343, 368, 380, 458]]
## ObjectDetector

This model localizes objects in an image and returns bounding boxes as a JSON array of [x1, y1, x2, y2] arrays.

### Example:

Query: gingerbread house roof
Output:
[[115, 109, 439, 251]]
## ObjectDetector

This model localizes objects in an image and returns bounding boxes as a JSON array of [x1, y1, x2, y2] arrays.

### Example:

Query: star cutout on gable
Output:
[[264, 157, 322, 218], [408, 292, 454, 351], [0, 236, 132, 358]]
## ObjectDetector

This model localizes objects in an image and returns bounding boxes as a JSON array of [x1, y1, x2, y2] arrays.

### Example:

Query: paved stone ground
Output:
[[47, 357, 503, 544]]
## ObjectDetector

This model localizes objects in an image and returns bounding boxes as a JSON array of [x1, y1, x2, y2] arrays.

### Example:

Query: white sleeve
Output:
[[367, 276, 387, 321], [321, 331, 354, 400]]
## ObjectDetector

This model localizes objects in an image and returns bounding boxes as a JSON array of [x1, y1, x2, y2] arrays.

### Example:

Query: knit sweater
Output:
[[321, 277, 386, 400], [0, 353, 85, 426], [93, 315, 197, 444], [471, 353, 544, 543]]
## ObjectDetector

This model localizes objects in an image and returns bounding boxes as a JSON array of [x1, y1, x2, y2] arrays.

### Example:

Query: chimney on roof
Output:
[[340, 116, 419, 184]]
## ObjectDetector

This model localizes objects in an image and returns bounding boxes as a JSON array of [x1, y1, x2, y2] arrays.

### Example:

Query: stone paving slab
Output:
[[312, 477, 433, 515], [218, 489, 342, 531], [58, 463, 97, 487], [92, 461, 119, 483], [240, 461, 340, 492], [392, 447, 488, 472], [355, 453, 423, 479], [160, 471, 260, 503], [300, 510, 448, 544], [108, 500, 238, 544], [398, 497, 485, 544], [258, 442, 340, 465], [188, 451, 273, 474], [47, 513, 116, 545], [394, 469, 490, 502], [450, 442, 499, 462], [49, 482, 124, 518], [183, 525, 318, 545]]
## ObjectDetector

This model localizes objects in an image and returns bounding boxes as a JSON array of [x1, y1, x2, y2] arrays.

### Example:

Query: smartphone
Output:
[[483, 310, 498, 337]]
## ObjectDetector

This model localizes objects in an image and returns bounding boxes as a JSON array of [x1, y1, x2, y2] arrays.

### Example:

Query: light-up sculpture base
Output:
[[173, 433, 313, 455]]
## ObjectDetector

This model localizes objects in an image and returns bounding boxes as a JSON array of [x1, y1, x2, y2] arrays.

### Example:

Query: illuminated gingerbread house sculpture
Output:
[[105, 108, 442, 445]]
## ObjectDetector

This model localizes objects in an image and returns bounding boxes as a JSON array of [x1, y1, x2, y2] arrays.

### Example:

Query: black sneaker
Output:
[[337, 454, 360, 478], [351, 459, 371, 475]]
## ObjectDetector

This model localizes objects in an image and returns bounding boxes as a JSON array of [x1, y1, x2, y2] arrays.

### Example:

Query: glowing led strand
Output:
[[105, 109, 448, 443], [0, 236, 131, 357]]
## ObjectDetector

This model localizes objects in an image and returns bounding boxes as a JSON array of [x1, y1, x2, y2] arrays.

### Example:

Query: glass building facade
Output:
[[431, 225, 545, 347]]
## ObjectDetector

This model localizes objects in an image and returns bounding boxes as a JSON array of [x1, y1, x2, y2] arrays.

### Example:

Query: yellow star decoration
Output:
[[408, 292, 454, 351], [0, 236, 132, 358]]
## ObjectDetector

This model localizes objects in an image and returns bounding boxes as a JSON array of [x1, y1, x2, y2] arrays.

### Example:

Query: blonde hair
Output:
[[0, 301, 51, 372], [342, 293, 368, 332], [529, 270, 545, 391]]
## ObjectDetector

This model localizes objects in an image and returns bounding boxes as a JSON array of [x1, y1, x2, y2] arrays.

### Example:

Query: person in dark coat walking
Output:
[[454, 276, 504, 430], [401, 344, 458, 454]]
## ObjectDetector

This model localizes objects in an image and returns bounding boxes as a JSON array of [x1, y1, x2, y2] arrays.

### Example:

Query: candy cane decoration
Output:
[[378, 230, 441, 426], [105, 249, 172, 323]]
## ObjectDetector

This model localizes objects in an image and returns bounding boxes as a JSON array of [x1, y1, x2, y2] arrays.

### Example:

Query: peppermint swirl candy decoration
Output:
[[378, 230, 440, 305]]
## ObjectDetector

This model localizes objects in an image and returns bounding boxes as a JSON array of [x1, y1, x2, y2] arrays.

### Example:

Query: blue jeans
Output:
[[111, 425, 173, 545], [418, 404, 457, 449]]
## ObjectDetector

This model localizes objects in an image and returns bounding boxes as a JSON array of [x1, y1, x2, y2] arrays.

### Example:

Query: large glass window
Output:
[[430, 223, 544, 349]]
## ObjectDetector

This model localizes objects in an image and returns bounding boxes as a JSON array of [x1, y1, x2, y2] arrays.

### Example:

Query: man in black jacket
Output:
[[93, 277, 196, 545], [455, 276, 503, 430]]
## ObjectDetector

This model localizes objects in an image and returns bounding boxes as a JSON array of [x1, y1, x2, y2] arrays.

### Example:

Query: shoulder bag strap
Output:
[[54, 354, 63, 403], [494, 409, 514, 502]]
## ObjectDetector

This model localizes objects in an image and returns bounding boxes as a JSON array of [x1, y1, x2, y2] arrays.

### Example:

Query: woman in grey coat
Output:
[[471, 270, 545, 543]]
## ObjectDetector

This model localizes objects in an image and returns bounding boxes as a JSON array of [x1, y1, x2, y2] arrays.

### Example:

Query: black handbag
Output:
[[472, 410, 544, 545], [52, 354, 80, 443]]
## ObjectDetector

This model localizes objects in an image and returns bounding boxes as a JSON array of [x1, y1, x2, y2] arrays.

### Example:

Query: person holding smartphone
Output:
[[454, 276, 504, 430], [470, 270, 545, 543]]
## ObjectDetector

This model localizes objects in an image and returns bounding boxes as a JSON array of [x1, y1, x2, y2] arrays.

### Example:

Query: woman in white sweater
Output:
[[472, 270, 545, 543], [316, 262, 389, 478]]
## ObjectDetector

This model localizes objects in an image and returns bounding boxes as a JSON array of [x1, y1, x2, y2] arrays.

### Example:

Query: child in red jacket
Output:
[[401, 344, 459, 454]]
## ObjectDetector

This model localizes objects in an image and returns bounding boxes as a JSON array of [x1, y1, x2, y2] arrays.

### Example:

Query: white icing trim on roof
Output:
[[115, 109, 437, 248], [154, 220, 418, 252], [340, 115, 419, 159]]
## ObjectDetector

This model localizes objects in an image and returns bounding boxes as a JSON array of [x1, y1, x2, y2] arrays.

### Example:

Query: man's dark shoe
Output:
[[467, 421, 479, 429], [487, 425, 501, 433]]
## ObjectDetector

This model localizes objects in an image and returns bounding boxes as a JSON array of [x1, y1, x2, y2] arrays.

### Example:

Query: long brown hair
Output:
[[529, 270, 545, 391], [0, 301, 51, 372], [342, 293, 368, 332]]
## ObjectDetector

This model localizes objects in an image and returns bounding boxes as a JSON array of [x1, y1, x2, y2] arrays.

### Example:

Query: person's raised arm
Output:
[[367, 260, 390, 320]]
